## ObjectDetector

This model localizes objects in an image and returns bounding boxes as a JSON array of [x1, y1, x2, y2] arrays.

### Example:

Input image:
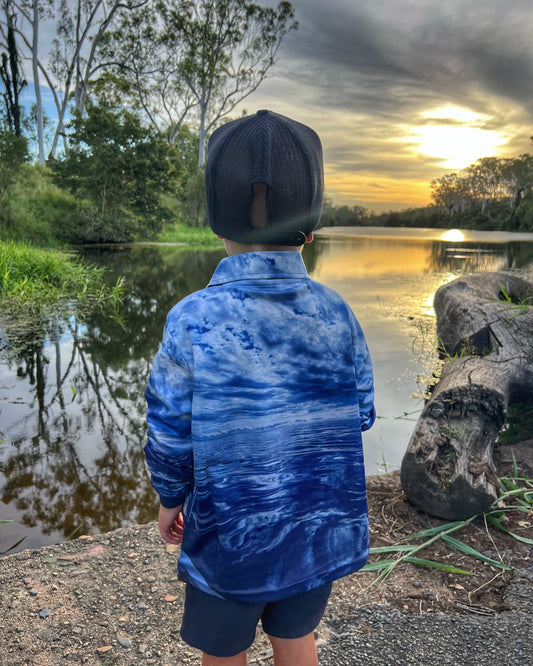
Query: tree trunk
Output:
[[400, 272, 533, 520], [31, 1, 45, 165], [198, 103, 207, 168]]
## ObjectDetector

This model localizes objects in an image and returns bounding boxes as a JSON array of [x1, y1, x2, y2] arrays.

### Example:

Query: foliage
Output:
[[0, 0, 27, 136], [157, 222, 220, 245], [5, 0, 134, 162], [0, 162, 78, 246], [103, 0, 297, 166], [0, 122, 27, 199], [51, 101, 185, 243], [0, 240, 124, 353], [179, 167, 207, 227], [317, 196, 368, 228], [430, 155, 533, 231]]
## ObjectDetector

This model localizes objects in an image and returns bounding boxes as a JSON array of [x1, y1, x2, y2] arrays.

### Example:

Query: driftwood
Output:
[[400, 272, 533, 520]]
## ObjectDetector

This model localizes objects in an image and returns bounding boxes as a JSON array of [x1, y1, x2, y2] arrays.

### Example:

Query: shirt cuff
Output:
[[159, 495, 185, 509]]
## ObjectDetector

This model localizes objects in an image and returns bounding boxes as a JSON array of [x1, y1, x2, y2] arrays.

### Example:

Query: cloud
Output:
[[14, 0, 533, 210], [240, 0, 533, 208], [289, 1, 532, 119]]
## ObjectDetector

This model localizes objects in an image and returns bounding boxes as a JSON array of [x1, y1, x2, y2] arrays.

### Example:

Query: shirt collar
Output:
[[208, 251, 309, 287]]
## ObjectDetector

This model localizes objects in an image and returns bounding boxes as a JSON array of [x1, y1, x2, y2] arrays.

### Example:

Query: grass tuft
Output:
[[361, 469, 532, 587]]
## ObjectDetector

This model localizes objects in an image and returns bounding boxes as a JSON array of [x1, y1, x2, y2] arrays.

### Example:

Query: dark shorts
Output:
[[180, 581, 332, 657]]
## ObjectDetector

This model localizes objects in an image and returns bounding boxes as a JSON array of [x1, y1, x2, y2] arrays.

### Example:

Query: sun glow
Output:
[[408, 105, 508, 169], [440, 229, 465, 242]]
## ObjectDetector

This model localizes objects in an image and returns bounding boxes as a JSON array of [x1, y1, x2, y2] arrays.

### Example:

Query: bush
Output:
[[0, 165, 78, 246]]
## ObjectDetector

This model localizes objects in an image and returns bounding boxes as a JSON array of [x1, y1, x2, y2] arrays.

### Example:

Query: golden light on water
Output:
[[440, 229, 465, 242]]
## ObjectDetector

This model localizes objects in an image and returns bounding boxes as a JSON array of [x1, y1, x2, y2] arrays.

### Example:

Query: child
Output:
[[145, 110, 376, 666]]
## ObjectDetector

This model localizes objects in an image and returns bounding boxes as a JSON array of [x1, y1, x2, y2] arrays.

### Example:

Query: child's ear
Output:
[[304, 232, 314, 244]]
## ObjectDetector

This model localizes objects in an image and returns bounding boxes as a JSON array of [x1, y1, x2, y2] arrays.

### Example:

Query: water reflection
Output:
[[1, 229, 532, 553]]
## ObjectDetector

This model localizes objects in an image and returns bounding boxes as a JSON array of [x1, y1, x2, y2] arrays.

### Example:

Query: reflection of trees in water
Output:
[[0, 246, 225, 551], [1, 319, 156, 546], [428, 241, 533, 273]]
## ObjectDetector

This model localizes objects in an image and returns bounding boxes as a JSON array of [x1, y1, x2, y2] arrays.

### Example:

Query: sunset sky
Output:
[[235, 0, 533, 212], [17, 0, 533, 213]]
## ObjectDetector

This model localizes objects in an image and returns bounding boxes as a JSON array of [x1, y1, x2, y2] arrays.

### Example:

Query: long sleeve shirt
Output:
[[145, 250, 375, 603]]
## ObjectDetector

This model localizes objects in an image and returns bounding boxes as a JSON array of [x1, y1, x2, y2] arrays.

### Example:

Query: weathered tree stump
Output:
[[400, 272, 533, 520]]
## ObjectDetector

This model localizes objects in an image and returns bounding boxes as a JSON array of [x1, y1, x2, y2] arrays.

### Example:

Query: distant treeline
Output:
[[320, 154, 533, 233]]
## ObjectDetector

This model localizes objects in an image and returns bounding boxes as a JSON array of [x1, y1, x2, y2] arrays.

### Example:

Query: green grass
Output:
[[0, 241, 123, 315], [0, 241, 124, 353], [157, 223, 221, 246]]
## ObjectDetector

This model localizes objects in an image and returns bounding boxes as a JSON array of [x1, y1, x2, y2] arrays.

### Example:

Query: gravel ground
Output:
[[1, 520, 531, 666], [319, 569, 533, 666]]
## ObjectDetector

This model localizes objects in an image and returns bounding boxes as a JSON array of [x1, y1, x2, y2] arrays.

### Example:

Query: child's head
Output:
[[205, 110, 324, 248]]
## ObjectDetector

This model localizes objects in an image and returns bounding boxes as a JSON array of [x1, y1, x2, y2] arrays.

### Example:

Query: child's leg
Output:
[[268, 632, 318, 666], [202, 650, 247, 666]]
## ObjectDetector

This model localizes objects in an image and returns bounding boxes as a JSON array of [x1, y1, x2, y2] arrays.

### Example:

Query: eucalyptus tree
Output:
[[104, 0, 297, 167], [4, 0, 142, 163], [162, 0, 298, 167], [431, 173, 470, 216], [464, 157, 507, 212], [0, 0, 47, 160], [97, 1, 198, 145], [501, 154, 533, 210]]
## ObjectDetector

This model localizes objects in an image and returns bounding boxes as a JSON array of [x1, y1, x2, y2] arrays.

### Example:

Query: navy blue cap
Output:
[[205, 110, 324, 245]]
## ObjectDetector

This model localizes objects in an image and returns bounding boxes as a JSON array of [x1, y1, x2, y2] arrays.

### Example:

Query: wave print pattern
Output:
[[145, 251, 375, 602]]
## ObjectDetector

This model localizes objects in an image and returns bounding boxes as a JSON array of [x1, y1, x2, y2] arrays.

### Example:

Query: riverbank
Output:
[[1, 469, 531, 665]]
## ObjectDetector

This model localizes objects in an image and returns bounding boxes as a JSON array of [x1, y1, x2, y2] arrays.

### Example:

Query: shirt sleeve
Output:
[[144, 316, 194, 508], [349, 308, 376, 432]]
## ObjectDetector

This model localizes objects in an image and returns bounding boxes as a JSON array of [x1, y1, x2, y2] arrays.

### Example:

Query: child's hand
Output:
[[158, 504, 184, 544]]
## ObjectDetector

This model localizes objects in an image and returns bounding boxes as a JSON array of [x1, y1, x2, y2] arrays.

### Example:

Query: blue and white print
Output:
[[145, 251, 375, 603]]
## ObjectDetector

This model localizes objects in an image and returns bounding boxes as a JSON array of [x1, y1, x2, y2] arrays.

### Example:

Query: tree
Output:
[[103, 0, 297, 166], [52, 101, 184, 242], [431, 173, 469, 216], [0, 0, 26, 135], [97, 2, 198, 145], [5, 0, 140, 162], [169, 0, 297, 166]]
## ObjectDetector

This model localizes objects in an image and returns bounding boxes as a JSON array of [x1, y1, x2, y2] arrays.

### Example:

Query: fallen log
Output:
[[400, 272, 533, 520]]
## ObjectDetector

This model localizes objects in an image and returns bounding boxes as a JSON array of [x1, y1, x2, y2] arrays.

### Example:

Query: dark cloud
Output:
[[279, 0, 533, 117]]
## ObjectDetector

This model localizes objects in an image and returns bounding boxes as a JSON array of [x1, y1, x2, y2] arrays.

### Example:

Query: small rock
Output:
[[137, 602, 148, 610], [37, 630, 52, 642], [29, 589, 38, 597], [39, 609, 51, 619], [165, 594, 178, 603], [117, 634, 132, 649], [96, 645, 113, 653]]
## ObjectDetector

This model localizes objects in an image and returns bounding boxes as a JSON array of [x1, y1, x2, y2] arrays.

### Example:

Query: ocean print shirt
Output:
[[145, 250, 376, 603]]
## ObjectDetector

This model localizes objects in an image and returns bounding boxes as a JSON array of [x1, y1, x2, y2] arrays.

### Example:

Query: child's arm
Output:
[[349, 310, 376, 431], [145, 317, 194, 511]]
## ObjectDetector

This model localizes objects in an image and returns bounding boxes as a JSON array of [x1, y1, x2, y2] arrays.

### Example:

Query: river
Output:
[[1, 226, 532, 553]]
